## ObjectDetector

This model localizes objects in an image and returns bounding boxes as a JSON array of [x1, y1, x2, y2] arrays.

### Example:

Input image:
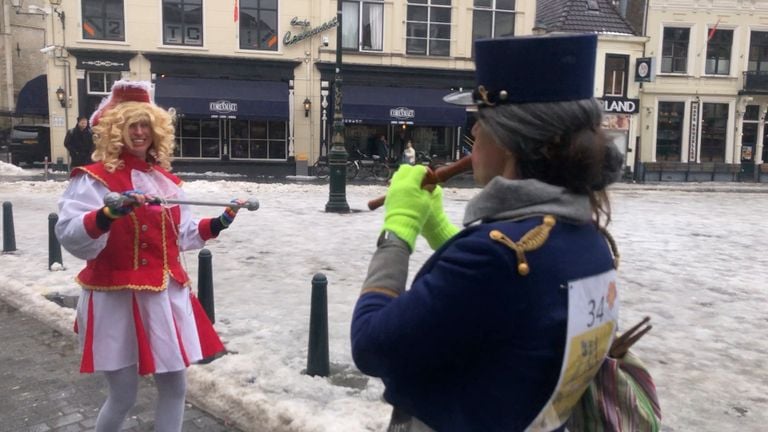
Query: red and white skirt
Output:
[[74, 280, 225, 375]]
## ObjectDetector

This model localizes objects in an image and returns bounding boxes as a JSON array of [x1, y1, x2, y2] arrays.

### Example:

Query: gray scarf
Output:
[[463, 177, 593, 226]]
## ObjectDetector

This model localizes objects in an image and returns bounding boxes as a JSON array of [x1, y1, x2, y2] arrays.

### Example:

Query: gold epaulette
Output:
[[489, 215, 557, 276]]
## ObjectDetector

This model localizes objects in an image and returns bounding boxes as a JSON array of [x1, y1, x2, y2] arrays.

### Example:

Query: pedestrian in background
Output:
[[376, 134, 390, 161], [351, 34, 623, 431], [64, 116, 94, 169], [402, 140, 416, 165], [55, 80, 242, 432]]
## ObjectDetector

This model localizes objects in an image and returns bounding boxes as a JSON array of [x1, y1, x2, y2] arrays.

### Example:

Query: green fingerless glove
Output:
[[381, 165, 432, 252], [421, 185, 460, 250]]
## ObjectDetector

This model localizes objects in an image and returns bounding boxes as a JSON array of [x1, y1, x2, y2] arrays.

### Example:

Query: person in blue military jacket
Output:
[[351, 34, 624, 432]]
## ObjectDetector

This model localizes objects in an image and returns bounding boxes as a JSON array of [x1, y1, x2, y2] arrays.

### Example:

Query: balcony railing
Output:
[[743, 71, 768, 92]]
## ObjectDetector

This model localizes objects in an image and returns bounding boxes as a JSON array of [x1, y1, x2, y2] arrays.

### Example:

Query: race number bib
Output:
[[526, 269, 619, 431]]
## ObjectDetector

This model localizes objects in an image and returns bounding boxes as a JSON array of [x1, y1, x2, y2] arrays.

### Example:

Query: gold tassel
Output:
[[489, 215, 556, 276]]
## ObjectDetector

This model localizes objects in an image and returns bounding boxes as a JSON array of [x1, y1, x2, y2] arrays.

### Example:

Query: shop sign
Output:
[[284, 17, 338, 46], [390, 107, 415, 120], [290, 17, 310, 27], [81, 60, 126, 69], [602, 97, 639, 114], [635, 57, 655, 82], [210, 100, 238, 114]]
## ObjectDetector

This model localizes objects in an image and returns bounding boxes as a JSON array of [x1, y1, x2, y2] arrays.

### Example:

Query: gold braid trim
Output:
[[598, 226, 620, 269], [161, 209, 169, 274], [360, 287, 401, 298], [129, 212, 140, 270], [477, 85, 496, 107], [75, 166, 109, 188], [75, 272, 170, 292], [489, 215, 557, 276]]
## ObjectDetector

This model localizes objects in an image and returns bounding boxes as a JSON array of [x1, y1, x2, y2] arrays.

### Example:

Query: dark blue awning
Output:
[[154, 77, 288, 120], [15, 75, 49, 117], [341, 85, 466, 127]]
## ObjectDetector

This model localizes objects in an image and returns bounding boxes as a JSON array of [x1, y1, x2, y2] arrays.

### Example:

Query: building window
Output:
[[82, 0, 125, 41], [656, 102, 684, 161], [230, 120, 287, 160], [661, 27, 689, 74], [240, 0, 278, 51], [471, 0, 515, 48], [603, 54, 628, 97], [342, 0, 384, 51], [406, 0, 452, 57], [84, 71, 122, 115], [163, 0, 203, 46], [748, 31, 768, 72], [174, 119, 287, 160], [705, 29, 732, 75], [175, 119, 219, 158], [87, 72, 121, 94], [700, 103, 728, 163]]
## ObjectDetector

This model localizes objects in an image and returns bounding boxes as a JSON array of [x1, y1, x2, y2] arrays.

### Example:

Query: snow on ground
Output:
[[0, 167, 766, 431]]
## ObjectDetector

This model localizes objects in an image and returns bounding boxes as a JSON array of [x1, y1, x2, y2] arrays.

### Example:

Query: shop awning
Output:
[[15, 75, 49, 117], [340, 85, 466, 127], [154, 77, 288, 120]]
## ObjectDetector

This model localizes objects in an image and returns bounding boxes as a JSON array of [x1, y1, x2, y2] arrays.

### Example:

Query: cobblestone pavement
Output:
[[0, 299, 240, 432]]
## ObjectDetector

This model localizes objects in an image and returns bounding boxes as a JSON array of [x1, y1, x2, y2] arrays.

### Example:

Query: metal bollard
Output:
[[2, 202, 16, 253], [48, 213, 63, 269], [306, 272, 330, 377], [197, 248, 215, 323]]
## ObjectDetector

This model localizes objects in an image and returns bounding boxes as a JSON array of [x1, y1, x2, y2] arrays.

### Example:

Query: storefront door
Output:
[[216, 117, 231, 160], [740, 106, 760, 182]]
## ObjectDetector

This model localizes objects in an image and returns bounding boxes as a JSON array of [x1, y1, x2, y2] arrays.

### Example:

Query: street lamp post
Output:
[[325, 1, 350, 213]]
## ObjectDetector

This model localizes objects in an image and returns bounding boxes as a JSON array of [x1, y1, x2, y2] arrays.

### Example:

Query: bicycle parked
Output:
[[312, 155, 360, 181], [347, 148, 391, 182]]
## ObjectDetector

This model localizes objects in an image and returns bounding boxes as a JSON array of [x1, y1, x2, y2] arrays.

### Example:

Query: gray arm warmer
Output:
[[361, 237, 410, 296]]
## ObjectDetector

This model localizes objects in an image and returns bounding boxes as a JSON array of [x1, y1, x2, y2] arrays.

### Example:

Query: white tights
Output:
[[95, 365, 187, 432]]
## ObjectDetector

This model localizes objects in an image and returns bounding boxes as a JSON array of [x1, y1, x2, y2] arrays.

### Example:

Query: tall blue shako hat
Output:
[[444, 33, 597, 106]]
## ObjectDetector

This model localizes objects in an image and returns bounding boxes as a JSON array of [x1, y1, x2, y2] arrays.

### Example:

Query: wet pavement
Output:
[[0, 298, 240, 432]]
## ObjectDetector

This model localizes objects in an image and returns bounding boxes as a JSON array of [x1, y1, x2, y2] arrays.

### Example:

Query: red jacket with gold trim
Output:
[[72, 154, 212, 292]]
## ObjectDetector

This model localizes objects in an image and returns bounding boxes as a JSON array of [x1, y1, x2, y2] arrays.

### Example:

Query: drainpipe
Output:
[[49, 5, 70, 165]]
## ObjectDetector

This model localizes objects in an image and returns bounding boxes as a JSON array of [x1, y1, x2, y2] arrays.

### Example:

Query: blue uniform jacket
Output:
[[351, 214, 616, 431]]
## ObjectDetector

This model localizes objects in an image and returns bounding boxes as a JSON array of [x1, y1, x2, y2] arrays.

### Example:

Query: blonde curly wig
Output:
[[91, 101, 176, 172]]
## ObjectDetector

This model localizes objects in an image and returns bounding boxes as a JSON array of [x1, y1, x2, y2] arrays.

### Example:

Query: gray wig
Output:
[[476, 98, 623, 193], [475, 98, 624, 224]]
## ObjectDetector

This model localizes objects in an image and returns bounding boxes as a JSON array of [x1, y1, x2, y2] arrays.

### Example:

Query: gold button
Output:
[[141, 225, 148, 232], [141, 243, 148, 249], [518, 262, 530, 276], [141, 258, 148, 265]]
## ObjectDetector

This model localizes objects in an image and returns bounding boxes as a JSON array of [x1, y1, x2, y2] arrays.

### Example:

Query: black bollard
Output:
[[306, 273, 330, 377], [2, 202, 16, 253], [197, 248, 215, 323], [48, 213, 63, 270]]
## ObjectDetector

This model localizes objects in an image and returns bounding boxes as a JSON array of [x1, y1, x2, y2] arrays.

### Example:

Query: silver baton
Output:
[[104, 192, 260, 211]]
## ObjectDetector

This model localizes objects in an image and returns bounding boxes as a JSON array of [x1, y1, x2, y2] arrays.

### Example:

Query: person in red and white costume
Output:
[[55, 80, 239, 431]]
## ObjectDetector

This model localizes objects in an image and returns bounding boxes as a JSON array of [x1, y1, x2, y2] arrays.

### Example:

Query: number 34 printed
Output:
[[586, 296, 606, 328]]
